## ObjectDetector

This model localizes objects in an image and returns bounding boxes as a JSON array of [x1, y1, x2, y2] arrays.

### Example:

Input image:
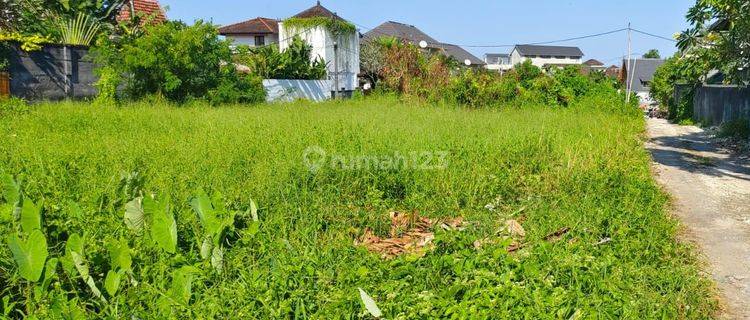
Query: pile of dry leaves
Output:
[[354, 211, 465, 259]]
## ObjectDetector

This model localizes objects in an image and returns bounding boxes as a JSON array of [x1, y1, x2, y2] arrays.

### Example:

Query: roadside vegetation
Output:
[[651, 0, 749, 122]]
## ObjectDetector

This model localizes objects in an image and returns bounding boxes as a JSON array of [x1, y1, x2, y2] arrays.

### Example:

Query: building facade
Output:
[[509, 45, 584, 68]]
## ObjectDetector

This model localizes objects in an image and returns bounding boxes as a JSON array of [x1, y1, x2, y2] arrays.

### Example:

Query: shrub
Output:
[[95, 20, 231, 102], [207, 67, 266, 105], [93, 66, 119, 106], [718, 119, 750, 139], [233, 36, 326, 80]]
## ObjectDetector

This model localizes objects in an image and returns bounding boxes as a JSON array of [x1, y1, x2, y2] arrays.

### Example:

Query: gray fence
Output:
[[692, 84, 750, 126], [8, 43, 98, 100]]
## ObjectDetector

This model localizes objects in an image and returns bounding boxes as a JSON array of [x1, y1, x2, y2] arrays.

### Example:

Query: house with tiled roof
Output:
[[363, 21, 485, 67], [219, 17, 279, 47], [116, 0, 167, 25]]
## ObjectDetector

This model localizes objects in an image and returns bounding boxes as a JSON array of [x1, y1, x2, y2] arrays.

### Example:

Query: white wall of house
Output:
[[278, 23, 360, 91], [509, 48, 582, 67], [226, 34, 279, 47]]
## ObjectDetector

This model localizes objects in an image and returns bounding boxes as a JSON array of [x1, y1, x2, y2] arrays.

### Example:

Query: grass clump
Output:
[[0, 96, 717, 318], [717, 118, 750, 140]]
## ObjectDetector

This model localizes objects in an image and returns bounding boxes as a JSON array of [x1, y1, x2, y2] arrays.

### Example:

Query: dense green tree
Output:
[[677, 0, 750, 83], [643, 49, 661, 59]]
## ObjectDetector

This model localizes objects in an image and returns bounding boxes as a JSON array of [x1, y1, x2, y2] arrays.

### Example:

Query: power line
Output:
[[630, 28, 677, 43]]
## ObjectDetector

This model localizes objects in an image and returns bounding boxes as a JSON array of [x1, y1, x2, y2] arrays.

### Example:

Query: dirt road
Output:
[[647, 118, 750, 319]]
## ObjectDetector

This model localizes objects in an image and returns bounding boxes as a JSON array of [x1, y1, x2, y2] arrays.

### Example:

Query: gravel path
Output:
[[647, 118, 750, 319]]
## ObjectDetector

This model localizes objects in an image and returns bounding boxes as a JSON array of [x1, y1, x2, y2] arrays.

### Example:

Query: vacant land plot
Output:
[[0, 97, 716, 318]]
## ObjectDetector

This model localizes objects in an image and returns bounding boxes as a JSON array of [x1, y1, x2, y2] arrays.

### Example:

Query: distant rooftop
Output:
[[291, 1, 349, 22], [219, 17, 279, 35], [363, 21, 484, 66], [514, 45, 584, 57], [621, 58, 666, 92]]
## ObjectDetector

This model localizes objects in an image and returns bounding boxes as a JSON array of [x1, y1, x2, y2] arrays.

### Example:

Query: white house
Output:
[[279, 2, 360, 93], [509, 45, 584, 68], [218, 17, 280, 48], [484, 53, 512, 72]]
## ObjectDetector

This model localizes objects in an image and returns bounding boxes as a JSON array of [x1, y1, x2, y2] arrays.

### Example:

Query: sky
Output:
[[159, 0, 694, 66]]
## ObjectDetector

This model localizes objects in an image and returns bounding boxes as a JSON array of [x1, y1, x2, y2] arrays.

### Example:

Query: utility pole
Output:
[[333, 40, 339, 99], [626, 23, 632, 103]]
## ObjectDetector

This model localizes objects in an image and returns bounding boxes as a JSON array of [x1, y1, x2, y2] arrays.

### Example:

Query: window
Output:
[[541, 55, 551, 59], [254, 36, 265, 46], [554, 56, 566, 59]]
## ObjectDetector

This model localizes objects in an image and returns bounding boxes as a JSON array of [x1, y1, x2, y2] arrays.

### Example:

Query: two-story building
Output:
[[218, 17, 279, 48], [509, 45, 584, 68], [484, 53, 512, 72]]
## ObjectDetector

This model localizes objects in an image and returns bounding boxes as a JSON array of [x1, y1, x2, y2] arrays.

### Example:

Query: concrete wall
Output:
[[263, 79, 332, 102], [692, 85, 750, 126], [9, 43, 97, 100]]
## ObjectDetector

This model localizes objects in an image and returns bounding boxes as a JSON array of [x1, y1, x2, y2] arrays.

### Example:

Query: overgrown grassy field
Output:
[[0, 96, 716, 318]]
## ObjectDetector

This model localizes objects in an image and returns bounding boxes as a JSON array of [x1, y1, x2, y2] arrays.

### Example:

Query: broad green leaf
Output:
[[144, 195, 177, 253], [249, 199, 258, 221], [106, 239, 132, 272], [20, 199, 41, 233], [190, 190, 221, 236], [104, 270, 121, 297], [0, 174, 20, 207], [358, 288, 382, 318], [200, 238, 212, 260], [210, 246, 223, 274], [170, 266, 198, 305], [71, 251, 104, 301], [42, 258, 59, 289], [124, 197, 145, 233], [7, 230, 48, 282], [62, 234, 84, 276]]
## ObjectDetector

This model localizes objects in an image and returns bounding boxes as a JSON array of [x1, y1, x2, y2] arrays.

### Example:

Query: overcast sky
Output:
[[160, 0, 694, 65]]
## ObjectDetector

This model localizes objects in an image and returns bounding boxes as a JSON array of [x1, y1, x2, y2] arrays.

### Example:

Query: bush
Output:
[[94, 20, 232, 103], [233, 36, 326, 80], [0, 97, 29, 116], [718, 119, 750, 139], [207, 66, 266, 105]]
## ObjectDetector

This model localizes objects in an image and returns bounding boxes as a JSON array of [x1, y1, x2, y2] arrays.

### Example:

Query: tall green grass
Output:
[[0, 96, 716, 318]]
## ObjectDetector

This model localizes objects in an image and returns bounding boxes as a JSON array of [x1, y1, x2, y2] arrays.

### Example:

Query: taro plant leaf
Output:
[[62, 234, 84, 276], [144, 195, 177, 253], [210, 246, 223, 274], [190, 190, 221, 236], [1, 174, 20, 207], [71, 251, 105, 302], [7, 230, 48, 282], [104, 270, 122, 297], [42, 258, 59, 289], [358, 288, 382, 318], [20, 199, 41, 233], [124, 197, 145, 233], [106, 239, 132, 272], [200, 238, 212, 260], [249, 199, 258, 222], [170, 266, 199, 306]]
